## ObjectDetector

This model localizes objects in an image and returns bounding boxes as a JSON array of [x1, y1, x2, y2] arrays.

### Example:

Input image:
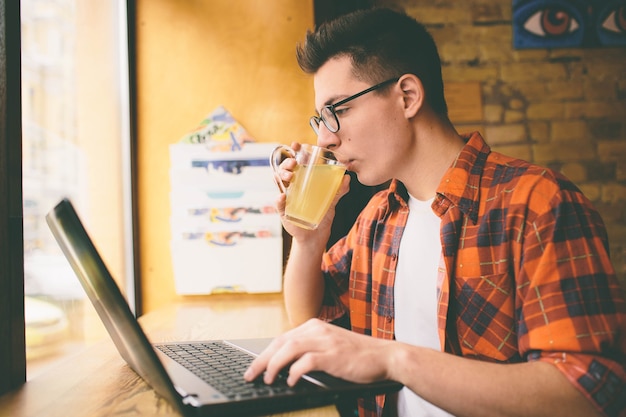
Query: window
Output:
[[21, 0, 135, 379]]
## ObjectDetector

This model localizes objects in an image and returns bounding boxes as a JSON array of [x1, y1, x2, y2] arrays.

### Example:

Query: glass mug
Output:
[[270, 144, 346, 230]]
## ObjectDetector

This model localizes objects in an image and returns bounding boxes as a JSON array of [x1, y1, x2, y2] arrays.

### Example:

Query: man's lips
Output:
[[342, 159, 355, 171]]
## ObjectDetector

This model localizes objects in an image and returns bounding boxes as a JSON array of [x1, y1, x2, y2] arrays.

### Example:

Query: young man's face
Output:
[[313, 56, 414, 187]]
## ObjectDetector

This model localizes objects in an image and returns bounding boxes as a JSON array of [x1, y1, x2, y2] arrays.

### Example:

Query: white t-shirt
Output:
[[394, 195, 454, 417]]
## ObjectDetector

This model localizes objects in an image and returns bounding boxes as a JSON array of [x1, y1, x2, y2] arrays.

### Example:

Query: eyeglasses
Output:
[[309, 78, 399, 134]]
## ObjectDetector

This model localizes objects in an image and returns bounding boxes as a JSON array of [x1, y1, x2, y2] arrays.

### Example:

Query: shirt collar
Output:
[[384, 131, 490, 224], [435, 131, 490, 224], [383, 180, 408, 218]]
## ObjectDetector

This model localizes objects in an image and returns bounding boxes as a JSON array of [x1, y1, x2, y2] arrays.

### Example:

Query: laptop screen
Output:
[[45, 198, 185, 413]]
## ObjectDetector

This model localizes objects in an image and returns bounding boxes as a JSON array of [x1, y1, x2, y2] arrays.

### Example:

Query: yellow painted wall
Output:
[[136, 0, 315, 313]]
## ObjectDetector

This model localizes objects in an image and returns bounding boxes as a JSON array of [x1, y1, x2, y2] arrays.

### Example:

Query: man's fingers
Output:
[[262, 337, 307, 384], [244, 330, 297, 383], [244, 320, 323, 384], [244, 354, 268, 382], [275, 193, 286, 215], [244, 336, 284, 382], [334, 174, 351, 201], [285, 352, 318, 386]]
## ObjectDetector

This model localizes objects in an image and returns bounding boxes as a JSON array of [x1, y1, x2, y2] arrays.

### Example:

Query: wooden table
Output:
[[0, 294, 339, 417]]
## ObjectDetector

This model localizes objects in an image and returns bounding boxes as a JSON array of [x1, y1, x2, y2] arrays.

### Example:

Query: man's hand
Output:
[[244, 318, 603, 417], [244, 318, 394, 387], [274, 144, 351, 244]]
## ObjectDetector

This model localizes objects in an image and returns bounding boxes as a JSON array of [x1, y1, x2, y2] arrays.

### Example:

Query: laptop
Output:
[[45, 198, 402, 417]]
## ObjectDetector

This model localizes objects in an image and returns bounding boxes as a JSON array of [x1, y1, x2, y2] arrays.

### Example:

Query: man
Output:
[[244, 7, 626, 417]]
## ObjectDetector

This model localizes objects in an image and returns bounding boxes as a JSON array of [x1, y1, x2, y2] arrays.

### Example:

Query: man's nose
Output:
[[316, 124, 340, 150]]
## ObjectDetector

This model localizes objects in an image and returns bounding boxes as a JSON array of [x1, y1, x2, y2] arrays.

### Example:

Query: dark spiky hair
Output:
[[296, 7, 448, 117]]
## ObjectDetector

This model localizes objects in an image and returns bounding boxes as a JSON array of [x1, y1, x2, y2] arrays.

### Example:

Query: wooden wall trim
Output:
[[126, 0, 142, 317], [0, 0, 26, 394]]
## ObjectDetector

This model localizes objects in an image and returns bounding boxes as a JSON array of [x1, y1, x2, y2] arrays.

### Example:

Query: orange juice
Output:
[[285, 163, 346, 229]]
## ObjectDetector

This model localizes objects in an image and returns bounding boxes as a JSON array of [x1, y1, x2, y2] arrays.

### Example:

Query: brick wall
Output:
[[378, 0, 626, 290]]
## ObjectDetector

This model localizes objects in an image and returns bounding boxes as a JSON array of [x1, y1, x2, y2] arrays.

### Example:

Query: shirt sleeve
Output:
[[318, 235, 352, 323], [518, 177, 626, 417], [318, 191, 388, 325]]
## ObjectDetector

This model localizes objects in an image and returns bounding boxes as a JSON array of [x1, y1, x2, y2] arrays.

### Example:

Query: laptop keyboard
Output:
[[156, 342, 310, 400]]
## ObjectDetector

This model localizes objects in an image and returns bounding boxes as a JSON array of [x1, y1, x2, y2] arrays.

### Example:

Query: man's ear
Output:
[[398, 74, 424, 118]]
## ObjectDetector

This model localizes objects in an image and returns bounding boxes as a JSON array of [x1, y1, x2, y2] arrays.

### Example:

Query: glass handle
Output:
[[269, 145, 295, 194]]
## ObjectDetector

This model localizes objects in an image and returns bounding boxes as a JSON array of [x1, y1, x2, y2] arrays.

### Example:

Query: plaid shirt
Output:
[[320, 132, 626, 417]]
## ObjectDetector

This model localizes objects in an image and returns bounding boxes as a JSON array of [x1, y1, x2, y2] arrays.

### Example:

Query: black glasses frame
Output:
[[309, 77, 399, 134]]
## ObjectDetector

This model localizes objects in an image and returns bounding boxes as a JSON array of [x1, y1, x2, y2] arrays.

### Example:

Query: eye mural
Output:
[[513, 0, 626, 48]]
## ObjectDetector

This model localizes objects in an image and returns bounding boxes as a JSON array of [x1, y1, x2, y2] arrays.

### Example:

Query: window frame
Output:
[[0, 0, 26, 395], [0, 0, 140, 395]]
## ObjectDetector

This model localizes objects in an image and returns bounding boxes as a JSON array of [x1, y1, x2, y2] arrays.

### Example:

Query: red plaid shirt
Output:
[[320, 132, 626, 417]]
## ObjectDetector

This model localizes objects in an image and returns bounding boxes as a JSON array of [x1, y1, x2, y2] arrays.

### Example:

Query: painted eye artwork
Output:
[[513, 0, 626, 48]]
